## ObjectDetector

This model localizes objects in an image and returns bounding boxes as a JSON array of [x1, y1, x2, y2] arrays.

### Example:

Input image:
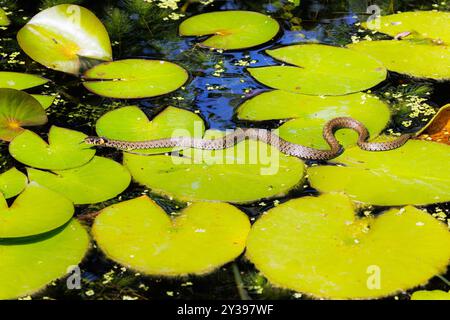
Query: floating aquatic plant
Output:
[[0, 72, 48, 90], [417, 104, 450, 145], [307, 140, 450, 205], [0, 219, 89, 300], [0, 89, 47, 141], [0, 182, 73, 238], [27, 156, 131, 205], [17, 4, 112, 74], [0, 167, 27, 199], [179, 11, 280, 50], [411, 289, 450, 300], [9, 126, 95, 170], [248, 44, 387, 95], [93, 197, 250, 275], [0, 8, 9, 26], [348, 40, 450, 80], [238, 90, 391, 149], [246, 193, 450, 299]]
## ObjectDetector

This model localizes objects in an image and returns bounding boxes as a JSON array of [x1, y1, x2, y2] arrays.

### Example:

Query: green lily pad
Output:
[[237, 90, 390, 149], [27, 156, 131, 205], [364, 11, 450, 45], [96, 106, 205, 154], [0, 168, 27, 199], [9, 126, 96, 170], [0, 183, 73, 238], [124, 130, 305, 203], [307, 140, 450, 205], [348, 40, 450, 80], [31, 95, 56, 110], [0, 8, 10, 26], [83, 59, 188, 99], [247, 44, 387, 95], [93, 197, 250, 275], [179, 11, 280, 50], [411, 290, 450, 300], [246, 193, 450, 299], [0, 72, 48, 90], [17, 4, 112, 74], [0, 219, 89, 300], [0, 89, 47, 141]]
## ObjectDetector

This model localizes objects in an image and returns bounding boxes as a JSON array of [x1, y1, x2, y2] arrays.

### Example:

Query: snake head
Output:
[[84, 136, 108, 146]]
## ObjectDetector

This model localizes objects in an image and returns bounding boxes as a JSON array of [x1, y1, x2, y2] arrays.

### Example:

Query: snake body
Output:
[[84, 117, 411, 160]]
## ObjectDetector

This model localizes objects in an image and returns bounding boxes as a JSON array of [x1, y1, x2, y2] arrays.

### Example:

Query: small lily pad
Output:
[[0, 219, 89, 300], [307, 140, 450, 205], [0, 72, 48, 90], [27, 156, 131, 205], [83, 59, 188, 98], [31, 95, 56, 110], [0, 168, 27, 199], [0, 89, 47, 141], [96, 106, 204, 154], [124, 130, 305, 203], [364, 11, 450, 45], [348, 40, 450, 80], [237, 91, 390, 149], [246, 193, 450, 299], [0, 183, 73, 238], [0, 8, 10, 26], [179, 11, 280, 50], [411, 290, 450, 300], [93, 197, 250, 275], [248, 44, 387, 95], [17, 4, 112, 74], [9, 126, 96, 170]]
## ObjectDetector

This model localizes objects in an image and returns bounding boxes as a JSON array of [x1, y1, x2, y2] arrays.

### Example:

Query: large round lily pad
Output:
[[0, 183, 73, 238], [238, 90, 390, 149], [179, 11, 279, 50], [0, 168, 27, 199], [9, 126, 96, 170], [247, 44, 387, 95], [363, 11, 450, 45], [17, 4, 112, 74], [0, 89, 47, 141], [27, 156, 131, 205], [96, 106, 204, 154], [0, 219, 89, 300], [246, 193, 450, 299], [93, 197, 250, 275], [307, 140, 450, 205], [0, 72, 48, 90], [124, 130, 305, 203], [348, 40, 450, 80], [83, 59, 188, 99]]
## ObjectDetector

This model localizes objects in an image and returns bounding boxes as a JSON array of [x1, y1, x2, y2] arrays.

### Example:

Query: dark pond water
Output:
[[1, 0, 449, 300]]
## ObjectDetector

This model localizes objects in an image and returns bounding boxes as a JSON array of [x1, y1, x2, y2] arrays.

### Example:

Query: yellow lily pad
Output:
[[124, 130, 305, 203], [17, 4, 112, 74], [248, 44, 387, 95], [9, 126, 96, 170], [0, 72, 48, 90], [0, 183, 73, 238], [246, 193, 450, 299], [179, 11, 280, 50], [348, 40, 450, 80], [307, 140, 450, 205], [27, 156, 131, 205], [95, 106, 204, 154], [0, 89, 47, 142], [31, 95, 56, 110], [0, 8, 10, 26], [93, 196, 250, 276], [411, 290, 450, 300], [83, 59, 188, 99], [0, 168, 27, 199], [237, 90, 390, 149], [364, 11, 450, 45], [0, 219, 89, 300]]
